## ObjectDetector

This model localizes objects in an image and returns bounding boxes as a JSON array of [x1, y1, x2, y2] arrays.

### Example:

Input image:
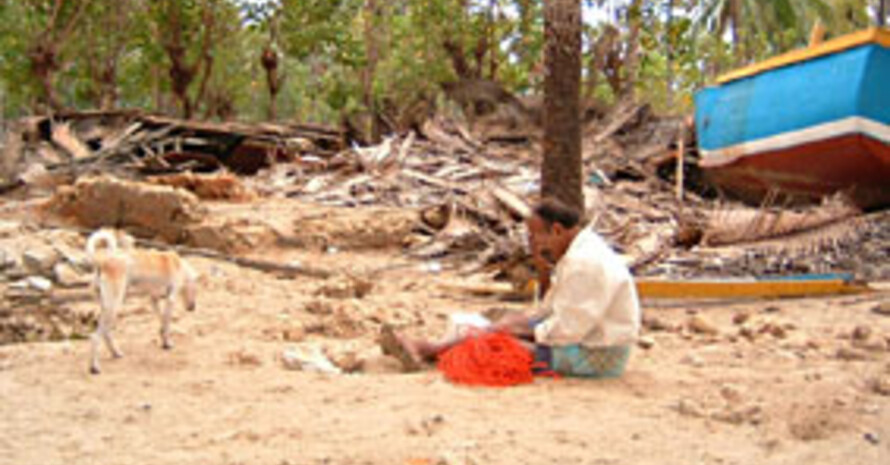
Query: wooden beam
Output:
[[443, 276, 874, 302], [636, 278, 871, 300]]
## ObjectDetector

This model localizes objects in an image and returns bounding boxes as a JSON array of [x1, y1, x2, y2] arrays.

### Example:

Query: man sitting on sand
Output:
[[380, 197, 642, 378]]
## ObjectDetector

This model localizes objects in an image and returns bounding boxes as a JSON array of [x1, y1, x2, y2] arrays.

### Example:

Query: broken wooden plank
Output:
[[675, 122, 686, 202], [51, 123, 91, 160], [591, 101, 643, 145], [443, 273, 873, 303], [490, 186, 532, 219], [391, 131, 416, 169], [399, 168, 469, 193]]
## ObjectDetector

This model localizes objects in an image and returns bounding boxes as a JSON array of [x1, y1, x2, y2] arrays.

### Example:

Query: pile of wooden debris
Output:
[[0, 105, 885, 285], [0, 109, 344, 193]]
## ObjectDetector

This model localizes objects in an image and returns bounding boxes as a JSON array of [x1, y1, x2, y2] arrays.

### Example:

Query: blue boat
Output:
[[695, 28, 890, 209]]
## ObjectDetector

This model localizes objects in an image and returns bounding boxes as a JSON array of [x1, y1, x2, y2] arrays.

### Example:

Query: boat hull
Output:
[[695, 29, 890, 209], [703, 133, 890, 208]]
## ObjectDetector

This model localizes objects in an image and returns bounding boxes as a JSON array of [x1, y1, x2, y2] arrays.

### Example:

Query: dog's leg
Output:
[[94, 270, 126, 373], [89, 271, 103, 374], [102, 312, 124, 360], [103, 276, 126, 360], [151, 297, 173, 350], [90, 275, 111, 374], [90, 300, 123, 374], [159, 295, 174, 350], [90, 321, 103, 375]]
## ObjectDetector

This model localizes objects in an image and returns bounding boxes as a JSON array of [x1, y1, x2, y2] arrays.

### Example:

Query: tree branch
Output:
[[57, 0, 91, 45], [44, 0, 65, 41], [192, 0, 217, 113]]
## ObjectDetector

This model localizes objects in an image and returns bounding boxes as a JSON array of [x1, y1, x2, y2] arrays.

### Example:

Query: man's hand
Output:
[[492, 312, 535, 338]]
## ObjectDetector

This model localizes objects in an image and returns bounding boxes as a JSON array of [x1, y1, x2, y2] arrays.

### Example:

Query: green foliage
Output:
[[0, 0, 880, 122], [0, 0, 81, 114], [279, 0, 363, 63]]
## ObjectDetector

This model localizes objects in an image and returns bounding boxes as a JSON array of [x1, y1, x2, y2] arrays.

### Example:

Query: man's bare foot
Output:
[[378, 325, 423, 373]]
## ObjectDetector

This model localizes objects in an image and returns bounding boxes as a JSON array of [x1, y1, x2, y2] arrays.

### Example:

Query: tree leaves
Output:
[[0, 0, 878, 121]]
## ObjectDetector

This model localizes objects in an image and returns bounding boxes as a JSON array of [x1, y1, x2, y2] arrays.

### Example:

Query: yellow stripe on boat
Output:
[[718, 28, 890, 84]]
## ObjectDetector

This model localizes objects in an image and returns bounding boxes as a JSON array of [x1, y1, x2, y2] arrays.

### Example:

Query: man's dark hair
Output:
[[534, 197, 581, 229]]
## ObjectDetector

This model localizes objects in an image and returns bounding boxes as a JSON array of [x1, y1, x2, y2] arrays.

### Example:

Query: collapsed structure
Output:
[[0, 101, 887, 344]]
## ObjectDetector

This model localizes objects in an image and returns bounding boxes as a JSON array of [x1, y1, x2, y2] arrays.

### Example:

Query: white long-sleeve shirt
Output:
[[534, 226, 641, 348]]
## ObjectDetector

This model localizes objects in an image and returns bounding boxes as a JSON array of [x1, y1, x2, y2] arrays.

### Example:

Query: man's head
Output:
[[526, 198, 583, 265]]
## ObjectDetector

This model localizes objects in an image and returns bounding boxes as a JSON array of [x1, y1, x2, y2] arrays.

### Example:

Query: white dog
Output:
[[85, 228, 198, 374]]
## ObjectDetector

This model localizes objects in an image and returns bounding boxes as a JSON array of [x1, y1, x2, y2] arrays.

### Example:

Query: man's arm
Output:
[[533, 259, 609, 346], [490, 304, 552, 338]]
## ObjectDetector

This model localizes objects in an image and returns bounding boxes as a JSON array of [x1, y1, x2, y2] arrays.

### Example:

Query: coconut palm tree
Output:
[[694, 0, 835, 57], [542, 0, 584, 212]]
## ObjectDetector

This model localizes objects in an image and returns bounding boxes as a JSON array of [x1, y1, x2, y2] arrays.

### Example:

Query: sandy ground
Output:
[[1, 200, 890, 465]]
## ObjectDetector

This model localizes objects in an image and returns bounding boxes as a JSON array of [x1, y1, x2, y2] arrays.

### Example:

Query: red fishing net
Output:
[[437, 332, 537, 387]]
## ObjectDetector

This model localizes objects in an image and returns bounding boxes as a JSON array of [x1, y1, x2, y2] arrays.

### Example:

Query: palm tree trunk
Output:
[[541, 0, 583, 212]]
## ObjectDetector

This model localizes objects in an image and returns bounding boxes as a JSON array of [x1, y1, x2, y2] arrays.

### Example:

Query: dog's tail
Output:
[[86, 229, 118, 259]]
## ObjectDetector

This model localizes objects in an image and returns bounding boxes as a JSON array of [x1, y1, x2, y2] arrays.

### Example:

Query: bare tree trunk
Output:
[[729, 0, 743, 64], [85, 4, 127, 111], [262, 46, 281, 120], [192, 1, 217, 114], [665, 0, 675, 110], [487, 0, 499, 80], [542, 0, 583, 213], [515, 0, 538, 87], [161, 0, 216, 119], [362, 0, 380, 142], [98, 63, 118, 110], [151, 63, 163, 113], [584, 28, 605, 98], [730, 0, 740, 45], [596, 25, 623, 96], [879, 0, 887, 27], [620, 0, 643, 100], [29, 44, 61, 112], [27, 0, 91, 113], [443, 39, 474, 80], [262, 9, 284, 121], [163, 4, 196, 118]]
